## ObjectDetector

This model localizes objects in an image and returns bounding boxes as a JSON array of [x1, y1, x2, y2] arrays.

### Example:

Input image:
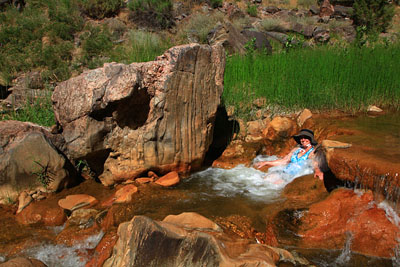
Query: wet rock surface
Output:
[[299, 188, 399, 258], [0, 112, 399, 265]]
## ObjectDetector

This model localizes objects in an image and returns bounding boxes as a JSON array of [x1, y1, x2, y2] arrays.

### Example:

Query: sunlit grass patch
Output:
[[223, 44, 400, 116]]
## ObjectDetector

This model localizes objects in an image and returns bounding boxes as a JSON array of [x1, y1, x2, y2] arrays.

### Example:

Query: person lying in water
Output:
[[254, 129, 324, 184]]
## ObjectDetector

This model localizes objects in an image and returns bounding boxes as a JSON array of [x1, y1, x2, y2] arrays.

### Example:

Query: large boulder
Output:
[[0, 121, 78, 204], [52, 44, 225, 186], [298, 188, 399, 258], [328, 144, 399, 200], [3, 71, 47, 109], [207, 23, 248, 55], [104, 213, 309, 267], [241, 30, 272, 54]]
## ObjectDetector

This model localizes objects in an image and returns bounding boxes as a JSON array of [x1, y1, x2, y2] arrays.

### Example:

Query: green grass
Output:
[[223, 44, 400, 117], [109, 30, 172, 63], [0, 0, 84, 84], [1, 93, 55, 127]]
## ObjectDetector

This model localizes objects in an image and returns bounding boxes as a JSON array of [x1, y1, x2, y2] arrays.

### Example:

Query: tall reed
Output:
[[223, 44, 400, 115]]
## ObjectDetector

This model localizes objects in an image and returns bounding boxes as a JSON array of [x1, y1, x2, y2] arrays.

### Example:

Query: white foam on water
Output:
[[335, 231, 353, 265], [393, 243, 400, 267], [190, 155, 314, 203], [378, 201, 400, 228], [46, 223, 66, 235], [24, 231, 104, 267]]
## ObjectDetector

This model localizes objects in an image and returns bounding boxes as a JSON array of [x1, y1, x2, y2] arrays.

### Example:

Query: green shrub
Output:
[[0, 0, 83, 83], [47, 0, 84, 40], [247, 4, 257, 17], [128, 0, 173, 29], [352, 0, 395, 35], [210, 0, 223, 8], [260, 18, 286, 31], [79, 0, 123, 19], [180, 12, 224, 44], [297, 0, 317, 8], [81, 26, 113, 59], [109, 30, 171, 63]]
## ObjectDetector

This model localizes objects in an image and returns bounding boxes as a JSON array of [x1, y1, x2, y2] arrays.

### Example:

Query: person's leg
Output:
[[264, 172, 284, 184]]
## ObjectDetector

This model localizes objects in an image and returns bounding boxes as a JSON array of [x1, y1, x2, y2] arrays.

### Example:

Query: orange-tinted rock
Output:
[[262, 116, 297, 141], [0, 257, 46, 267], [135, 177, 153, 184], [85, 230, 118, 267], [55, 224, 101, 247], [282, 174, 328, 205], [147, 171, 159, 179], [328, 145, 399, 198], [155, 171, 180, 187], [163, 212, 221, 231], [58, 194, 98, 211], [114, 184, 138, 204], [247, 120, 265, 136], [212, 140, 261, 169], [16, 200, 66, 226], [299, 188, 399, 258]]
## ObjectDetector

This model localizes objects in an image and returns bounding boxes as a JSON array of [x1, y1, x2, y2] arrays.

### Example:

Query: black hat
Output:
[[293, 129, 318, 146]]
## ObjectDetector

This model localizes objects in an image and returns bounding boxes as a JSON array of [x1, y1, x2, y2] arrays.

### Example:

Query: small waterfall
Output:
[[335, 231, 353, 266], [393, 243, 400, 267]]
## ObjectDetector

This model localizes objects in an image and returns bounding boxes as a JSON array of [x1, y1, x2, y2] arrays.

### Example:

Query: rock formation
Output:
[[104, 213, 310, 267], [52, 43, 225, 186], [0, 120, 78, 204]]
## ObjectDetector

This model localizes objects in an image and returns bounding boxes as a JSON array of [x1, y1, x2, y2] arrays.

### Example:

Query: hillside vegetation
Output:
[[1, 0, 399, 126]]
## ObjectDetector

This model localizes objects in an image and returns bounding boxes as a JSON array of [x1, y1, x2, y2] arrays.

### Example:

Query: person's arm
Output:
[[254, 148, 295, 169], [310, 149, 324, 180]]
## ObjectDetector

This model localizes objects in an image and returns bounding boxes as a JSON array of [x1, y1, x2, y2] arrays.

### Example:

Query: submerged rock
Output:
[[16, 198, 66, 226], [52, 44, 225, 186]]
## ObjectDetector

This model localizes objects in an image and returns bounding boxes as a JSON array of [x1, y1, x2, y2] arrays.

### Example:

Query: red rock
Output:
[[16, 200, 66, 226], [262, 116, 297, 141], [299, 188, 399, 258], [85, 230, 118, 267], [147, 171, 159, 179], [135, 177, 153, 184], [163, 212, 221, 231], [58, 194, 98, 211], [55, 224, 101, 247], [212, 140, 260, 169], [155, 172, 180, 187], [114, 184, 138, 204]]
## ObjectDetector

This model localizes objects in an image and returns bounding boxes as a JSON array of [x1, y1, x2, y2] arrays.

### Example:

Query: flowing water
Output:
[[1, 113, 399, 266]]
